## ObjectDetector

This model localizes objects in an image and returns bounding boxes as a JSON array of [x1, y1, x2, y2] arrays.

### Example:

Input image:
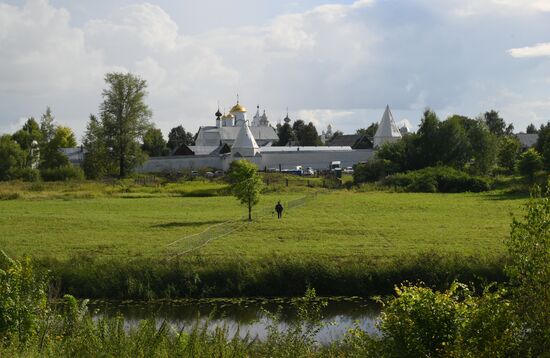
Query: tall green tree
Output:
[[276, 122, 293, 146], [99, 72, 152, 178], [416, 109, 441, 167], [167, 125, 194, 150], [142, 128, 168, 156], [437, 116, 470, 168], [82, 114, 115, 179], [40, 107, 56, 144], [467, 120, 498, 175], [0, 135, 25, 180], [498, 136, 521, 172], [526, 123, 538, 134], [227, 160, 264, 221], [11, 118, 42, 168], [37, 108, 70, 170], [54, 126, 77, 148], [484, 110, 506, 136], [300, 122, 321, 146], [535, 122, 550, 169]]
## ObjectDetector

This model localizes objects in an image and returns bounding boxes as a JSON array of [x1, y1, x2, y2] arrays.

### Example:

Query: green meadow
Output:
[[0, 185, 523, 260], [0, 180, 527, 298]]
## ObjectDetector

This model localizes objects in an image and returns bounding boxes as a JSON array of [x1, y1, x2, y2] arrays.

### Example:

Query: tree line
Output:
[[355, 108, 548, 185]]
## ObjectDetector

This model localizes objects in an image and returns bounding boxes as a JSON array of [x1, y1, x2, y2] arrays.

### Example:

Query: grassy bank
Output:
[[40, 252, 506, 299]]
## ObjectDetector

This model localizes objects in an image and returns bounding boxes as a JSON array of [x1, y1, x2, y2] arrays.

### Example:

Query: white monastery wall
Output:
[[138, 149, 374, 172]]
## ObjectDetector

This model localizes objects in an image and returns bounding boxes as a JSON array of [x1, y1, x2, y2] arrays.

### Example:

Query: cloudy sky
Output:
[[1, 0, 550, 142]]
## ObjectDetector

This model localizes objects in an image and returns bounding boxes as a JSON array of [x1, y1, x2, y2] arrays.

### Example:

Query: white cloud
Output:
[[1, 0, 550, 138], [508, 42, 550, 58]]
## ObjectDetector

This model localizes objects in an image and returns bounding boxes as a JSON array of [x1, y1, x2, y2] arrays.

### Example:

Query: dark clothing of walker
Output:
[[275, 202, 283, 219]]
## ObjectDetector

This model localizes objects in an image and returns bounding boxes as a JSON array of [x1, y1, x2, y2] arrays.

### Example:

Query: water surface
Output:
[[88, 297, 381, 344]]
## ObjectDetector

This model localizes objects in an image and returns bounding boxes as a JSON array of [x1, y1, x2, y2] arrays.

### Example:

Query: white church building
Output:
[[138, 102, 404, 173], [194, 102, 279, 147]]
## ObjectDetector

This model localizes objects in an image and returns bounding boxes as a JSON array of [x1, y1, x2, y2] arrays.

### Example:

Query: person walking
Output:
[[275, 201, 284, 219]]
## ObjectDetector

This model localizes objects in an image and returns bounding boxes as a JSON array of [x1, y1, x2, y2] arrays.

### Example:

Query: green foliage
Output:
[[38, 107, 73, 170], [526, 123, 538, 134], [466, 119, 498, 175], [291, 120, 321, 146], [385, 167, 491, 193], [167, 125, 194, 150], [506, 186, 550, 354], [142, 127, 169, 156], [535, 121, 550, 169], [0, 251, 48, 345], [356, 122, 379, 139], [483, 109, 507, 136], [379, 283, 464, 356], [353, 159, 396, 183], [40, 165, 85, 182], [498, 136, 521, 172], [261, 288, 327, 357], [13, 168, 41, 182], [0, 135, 25, 181], [227, 160, 265, 220], [275, 122, 293, 146], [82, 71, 153, 179], [53, 126, 77, 148], [516, 148, 543, 182], [376, 135, 421, 172], [376, 111, 498, 175], [11, 118, 42, 152], [82, 114, 116, 179]]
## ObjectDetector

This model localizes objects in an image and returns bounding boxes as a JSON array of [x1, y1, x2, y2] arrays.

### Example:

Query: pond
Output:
[[88, 297, 381, 344]]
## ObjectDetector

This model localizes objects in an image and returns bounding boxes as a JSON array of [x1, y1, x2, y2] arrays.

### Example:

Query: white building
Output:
[[195, 101, 278, 147], [373, 105, 402, 148]]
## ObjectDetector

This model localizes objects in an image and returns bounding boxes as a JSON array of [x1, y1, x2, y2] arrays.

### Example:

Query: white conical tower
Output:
[[232, 120, 261, 157], [374, 105, 402, 148]]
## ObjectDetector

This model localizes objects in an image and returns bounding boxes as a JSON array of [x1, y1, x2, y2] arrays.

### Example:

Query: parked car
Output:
[[343, 166, 354, 174], [304, 167, 315, 176], [330, 161, 341, 171]]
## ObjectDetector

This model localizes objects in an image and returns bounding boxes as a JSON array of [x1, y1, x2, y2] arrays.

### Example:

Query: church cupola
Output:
[[222, 111, 234, 127], [283, 109, 291, 124], [215, 106, 222, 128], [230, 95, 247, 126]]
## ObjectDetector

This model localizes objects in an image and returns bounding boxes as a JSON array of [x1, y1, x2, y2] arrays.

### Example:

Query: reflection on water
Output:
[[88, 297, 381, 344]]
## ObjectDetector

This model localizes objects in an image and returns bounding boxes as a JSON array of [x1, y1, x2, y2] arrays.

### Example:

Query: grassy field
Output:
[[0, 179, 528, 298], [0, 185, 524, 261]]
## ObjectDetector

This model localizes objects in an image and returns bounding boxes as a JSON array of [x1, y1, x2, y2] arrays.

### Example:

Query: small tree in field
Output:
[[227, 160, 264, 221]]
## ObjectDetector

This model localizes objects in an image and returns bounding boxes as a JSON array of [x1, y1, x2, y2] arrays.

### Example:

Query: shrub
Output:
[[0, 251, 49, 345], [516, 148, 543, 183], [13, 168, 41, 182], [385, 167, 490, 193], [41, 165, 85, 182], [353, 159, 396, 184]]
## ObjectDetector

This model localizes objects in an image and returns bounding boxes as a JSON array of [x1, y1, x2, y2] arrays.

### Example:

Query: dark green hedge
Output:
[[385, 167, 491, 193]]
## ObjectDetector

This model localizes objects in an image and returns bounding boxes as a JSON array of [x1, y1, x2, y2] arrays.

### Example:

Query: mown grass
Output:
[[0, 179, 527, 298]]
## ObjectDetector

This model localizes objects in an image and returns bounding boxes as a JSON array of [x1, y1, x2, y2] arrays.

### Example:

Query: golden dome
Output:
[[222, 113, 234, 120], [230, 102, 247, 113]]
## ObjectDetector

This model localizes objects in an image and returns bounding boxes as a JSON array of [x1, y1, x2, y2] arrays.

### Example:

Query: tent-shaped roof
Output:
[[232, 121, 260, 157], [374, 105, 402, 148]]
